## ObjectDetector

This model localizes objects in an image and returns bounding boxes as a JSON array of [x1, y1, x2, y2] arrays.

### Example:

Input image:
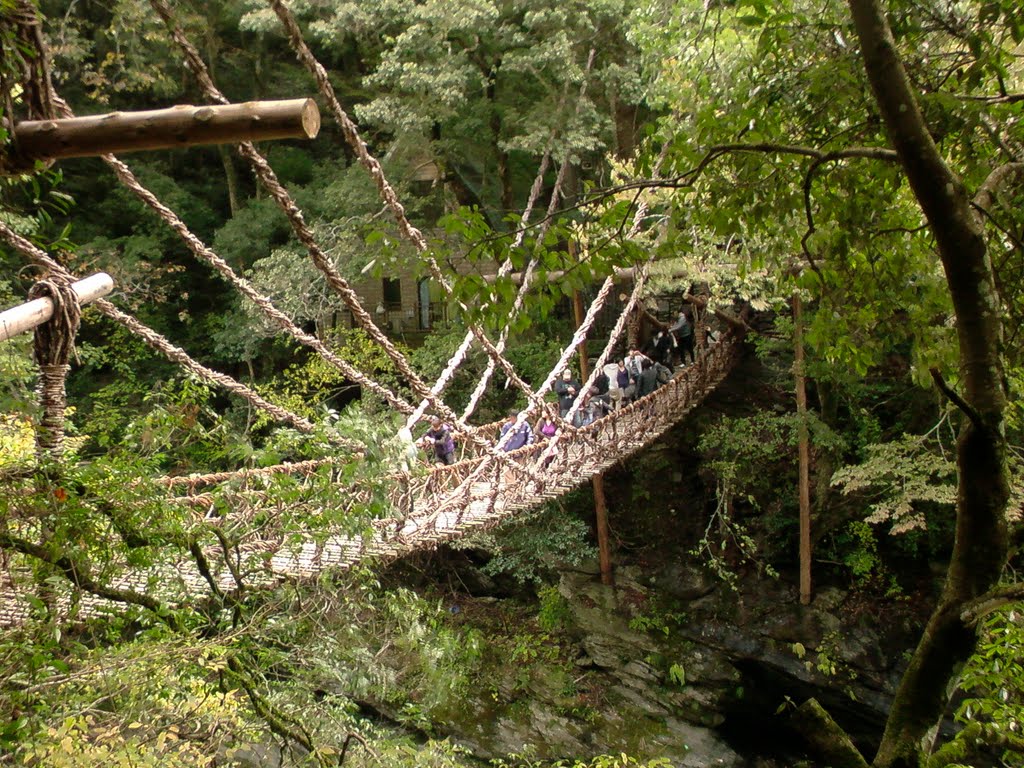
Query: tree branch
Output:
[[972, 162, 1024, 214], [188, 536, 225, 603], [953, 92, 1024, 105], [226, 655, 328, 766], [928, 721, 1024, 768], [791, 698, 870, 768], [959, 582, 1024, 626], [211, 525, 245, 598], [929, 367, 983, 430]]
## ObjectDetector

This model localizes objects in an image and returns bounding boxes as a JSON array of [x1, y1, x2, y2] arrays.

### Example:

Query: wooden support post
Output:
[[794, 293, 812, 605], [592, 473, 614, 586], [0, 272, 113, 343], [573, 279, 614, 586], [9, 99, 320, 165]]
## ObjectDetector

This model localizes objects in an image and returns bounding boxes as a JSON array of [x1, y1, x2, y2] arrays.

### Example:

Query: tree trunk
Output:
[[846, 1, 1010, 765], [485, 71, 514, 216], [794, 293, 812, 606], [614, 98, 639, 160], [218, 145, 240, 217]]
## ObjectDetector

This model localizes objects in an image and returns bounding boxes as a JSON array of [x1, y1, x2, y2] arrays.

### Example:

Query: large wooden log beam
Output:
[[8, 99, 320, 165], [0, 272, 113, 342]]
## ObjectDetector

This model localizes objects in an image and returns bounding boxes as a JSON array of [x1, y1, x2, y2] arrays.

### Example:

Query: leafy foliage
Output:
[[0, 1, 1020, 766], [939, 605, 1024, 767], [455, 500, 597, 586], [696, 412, 843, 565], [831, 433, 956, 535]]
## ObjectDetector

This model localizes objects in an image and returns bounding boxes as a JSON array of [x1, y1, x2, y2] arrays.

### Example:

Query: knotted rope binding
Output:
[[30, 277, 81, 460]]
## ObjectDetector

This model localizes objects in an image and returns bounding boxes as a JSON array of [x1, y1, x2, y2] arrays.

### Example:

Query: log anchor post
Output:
[[4, 99, 320, 172], [1, 272, 114, 459]]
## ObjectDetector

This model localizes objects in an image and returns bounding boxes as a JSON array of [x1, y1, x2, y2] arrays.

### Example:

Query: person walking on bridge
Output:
[[624, 348, 650, 381], [423, 418, 456, 465], [670, 310, 696, 366], [554, 368, 581, 418], [610, 359, 636, 409], [647, 329, 676, 368], [499, 409, 535, 452]]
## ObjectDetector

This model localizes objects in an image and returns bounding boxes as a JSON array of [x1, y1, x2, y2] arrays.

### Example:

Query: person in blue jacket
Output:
[[498, 409, 535, 451]]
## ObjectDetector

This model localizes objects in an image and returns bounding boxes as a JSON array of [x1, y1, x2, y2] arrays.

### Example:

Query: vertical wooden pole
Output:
[[573, 277, 614, 586], [794, 293, 812, 605], [592, 474, 614, 586]]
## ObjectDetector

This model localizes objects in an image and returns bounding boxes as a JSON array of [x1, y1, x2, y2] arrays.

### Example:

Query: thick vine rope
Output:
[[538, 143, 675, 462], [4, 3, 672, 484], [99, 149, 411, 413], [267, 0, 551, 418], [29, 277, 80, 459], [410, 62, 593, 430], [0, 222, 317, 434], [125, 1, 428, 416], [144, 0, 489, 437], [404, 147, 556, 431]]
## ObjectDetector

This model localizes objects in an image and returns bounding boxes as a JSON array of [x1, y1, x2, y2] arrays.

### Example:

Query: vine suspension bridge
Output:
[[0, 0, 746, 627]]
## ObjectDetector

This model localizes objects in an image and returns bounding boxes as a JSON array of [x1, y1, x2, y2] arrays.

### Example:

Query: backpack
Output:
[[655, 363, 672, 384]]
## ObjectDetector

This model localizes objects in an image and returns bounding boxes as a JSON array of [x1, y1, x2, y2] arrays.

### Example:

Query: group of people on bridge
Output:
[[407, 303, 717, 468]]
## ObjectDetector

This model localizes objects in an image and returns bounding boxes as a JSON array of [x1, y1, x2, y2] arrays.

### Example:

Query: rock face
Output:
[[422, 566, 746, 767], [423, 560, 908, 767]]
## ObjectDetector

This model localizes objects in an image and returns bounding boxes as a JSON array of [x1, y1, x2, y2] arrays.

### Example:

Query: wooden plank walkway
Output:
[[0, 333, 740, 626]]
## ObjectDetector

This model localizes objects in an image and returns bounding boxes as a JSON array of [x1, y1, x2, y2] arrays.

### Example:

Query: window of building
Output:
[[382, 278, 402, 311]]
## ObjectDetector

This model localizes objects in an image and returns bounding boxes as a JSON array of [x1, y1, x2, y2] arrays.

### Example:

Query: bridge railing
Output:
[[0, 328, 743, 627], [158, 327, 741, 537]]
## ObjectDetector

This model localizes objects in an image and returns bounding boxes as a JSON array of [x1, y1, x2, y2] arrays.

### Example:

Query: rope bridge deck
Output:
[[0, 333, 740, 627]]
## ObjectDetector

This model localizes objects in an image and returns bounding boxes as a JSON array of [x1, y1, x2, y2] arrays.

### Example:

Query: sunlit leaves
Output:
[[9, 641, 254, 767], [831, 434, 956, 535], [0, 413, 34, 468]]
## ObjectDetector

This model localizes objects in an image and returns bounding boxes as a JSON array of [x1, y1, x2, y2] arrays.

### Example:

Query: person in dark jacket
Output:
[[589, 369, 611, 412], [646, 329, 676, 368], [423, 418, 456, 465], [669, 310, 696, 365], [636, 358, 660, 398], [554, 369, 581, 418]]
